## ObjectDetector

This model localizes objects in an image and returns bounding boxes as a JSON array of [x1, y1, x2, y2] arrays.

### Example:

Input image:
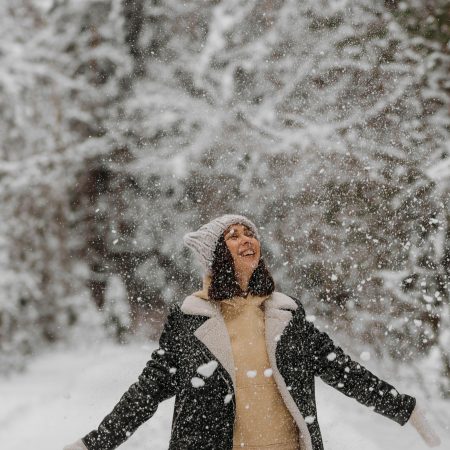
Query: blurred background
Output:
[[0, 1, 449, 448]]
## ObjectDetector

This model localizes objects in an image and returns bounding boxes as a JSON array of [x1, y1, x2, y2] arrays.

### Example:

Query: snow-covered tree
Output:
[[0, 0, 131, 371], [1, 0, 448, 394]]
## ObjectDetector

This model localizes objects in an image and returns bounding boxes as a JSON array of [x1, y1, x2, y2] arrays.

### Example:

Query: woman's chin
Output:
[[245, 260, 259, 271]]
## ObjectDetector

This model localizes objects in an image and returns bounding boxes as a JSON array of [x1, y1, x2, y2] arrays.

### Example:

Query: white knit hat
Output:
[[183, 214, 260, 273]]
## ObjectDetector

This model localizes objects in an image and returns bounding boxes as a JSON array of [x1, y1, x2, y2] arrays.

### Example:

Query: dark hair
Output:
[[208, 235, 275, 301]]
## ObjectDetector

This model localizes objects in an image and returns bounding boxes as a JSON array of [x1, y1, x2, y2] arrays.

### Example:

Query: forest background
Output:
[[0, 0, 449, 423]]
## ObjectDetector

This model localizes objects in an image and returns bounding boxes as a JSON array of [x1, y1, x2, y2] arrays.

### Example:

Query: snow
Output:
[[190, 377, 205, 388], [1, 341, 448, 450], [0, 1, 449, 449], [0, 342, 174, 450], [196, 360, 218, 377]]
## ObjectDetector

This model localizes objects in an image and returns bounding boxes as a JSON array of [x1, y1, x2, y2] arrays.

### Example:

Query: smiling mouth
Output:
[[240, 249, 255, 257]]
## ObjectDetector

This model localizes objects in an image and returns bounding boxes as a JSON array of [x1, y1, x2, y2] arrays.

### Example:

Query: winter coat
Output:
[[81, 291, 416, 450]]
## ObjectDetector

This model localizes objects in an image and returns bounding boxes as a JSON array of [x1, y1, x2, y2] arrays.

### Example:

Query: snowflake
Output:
[[360, 351, 370, 361], [191, 377, 205, 388], [197, 360, 218, 377]]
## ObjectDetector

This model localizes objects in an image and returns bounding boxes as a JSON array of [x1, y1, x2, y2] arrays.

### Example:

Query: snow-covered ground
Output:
[[0, 341, 448, 450]]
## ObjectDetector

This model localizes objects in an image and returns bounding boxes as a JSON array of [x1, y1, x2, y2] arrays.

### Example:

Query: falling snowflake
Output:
[[191, 377, 205, 388], [360, 351, 370, 361], [197, 360, 218, 377]]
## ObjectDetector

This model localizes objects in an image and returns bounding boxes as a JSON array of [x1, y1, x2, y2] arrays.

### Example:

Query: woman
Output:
[[65, 214, 441, 450]]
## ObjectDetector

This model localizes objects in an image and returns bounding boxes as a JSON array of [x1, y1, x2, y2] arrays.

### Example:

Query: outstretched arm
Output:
[[295, 302, 441, 446], [306, 316, 416, 426], [291, 299, 414, 423], [72, 304, 181, 450]]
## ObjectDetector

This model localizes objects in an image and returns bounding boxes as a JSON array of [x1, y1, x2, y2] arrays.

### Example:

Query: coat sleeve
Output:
[[294, 301, 416, 426], [81, 304, 181, 450]]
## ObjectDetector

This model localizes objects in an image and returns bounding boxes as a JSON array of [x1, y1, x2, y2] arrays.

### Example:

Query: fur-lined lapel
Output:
[[265, 297, 313, 450], [181, 294, 236, 388], [180, 291, 298, 391]]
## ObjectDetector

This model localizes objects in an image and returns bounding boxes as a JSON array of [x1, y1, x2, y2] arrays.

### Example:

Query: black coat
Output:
[[82, 292, 416, 450]]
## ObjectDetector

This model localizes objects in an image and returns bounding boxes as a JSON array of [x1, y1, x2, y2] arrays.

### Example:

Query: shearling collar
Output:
[[180, 279, 299, 390], [181, 275, 298, 318]]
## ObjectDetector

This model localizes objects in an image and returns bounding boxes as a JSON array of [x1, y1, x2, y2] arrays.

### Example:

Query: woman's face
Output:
[[223, 223, 261, 277]]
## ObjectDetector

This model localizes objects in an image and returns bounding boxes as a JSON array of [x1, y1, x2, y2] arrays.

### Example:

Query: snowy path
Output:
[[0, 341, 448, 450]]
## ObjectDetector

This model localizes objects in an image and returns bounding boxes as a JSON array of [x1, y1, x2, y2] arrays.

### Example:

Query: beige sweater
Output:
[[193, 276, 300, 450]]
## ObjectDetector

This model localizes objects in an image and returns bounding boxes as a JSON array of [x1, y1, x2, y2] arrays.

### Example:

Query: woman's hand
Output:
[[408, 401, 441, 447], [63, 438, 88, 450]]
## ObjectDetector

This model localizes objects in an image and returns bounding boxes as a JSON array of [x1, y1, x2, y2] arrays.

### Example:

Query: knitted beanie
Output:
[[183, 214, 260, 273]]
